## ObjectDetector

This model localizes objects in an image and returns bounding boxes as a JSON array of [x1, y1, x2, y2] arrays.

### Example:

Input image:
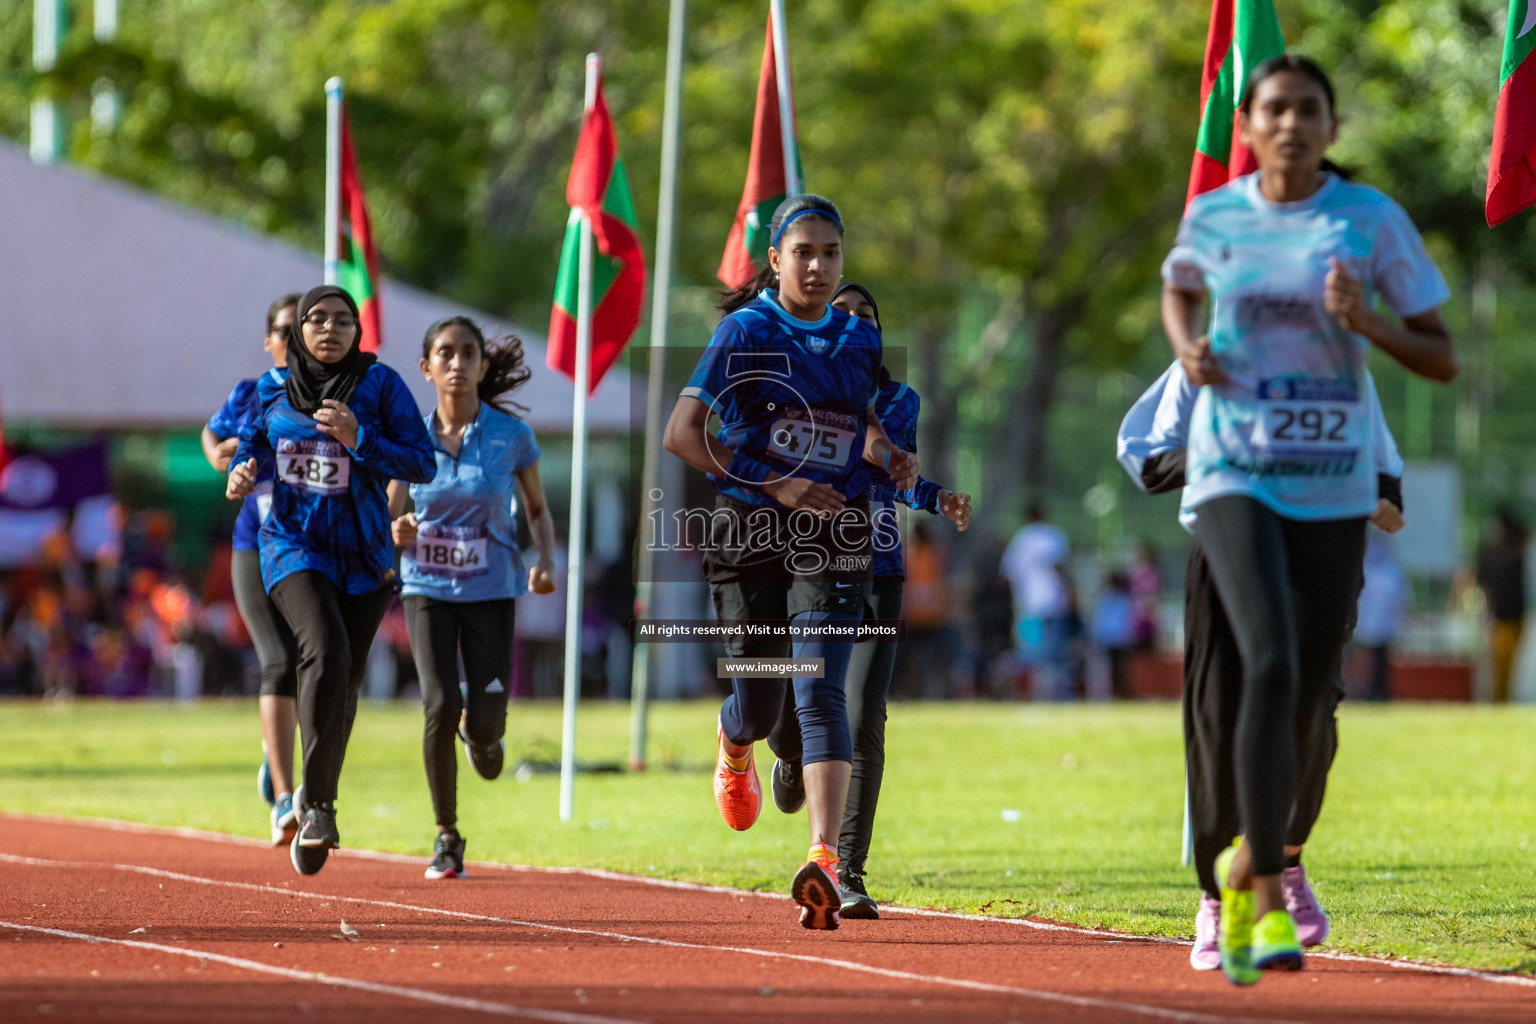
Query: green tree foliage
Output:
[[5, 0, 1536, 543]]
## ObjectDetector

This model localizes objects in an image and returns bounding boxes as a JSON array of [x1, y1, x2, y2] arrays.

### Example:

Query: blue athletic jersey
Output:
[[207, 368, 288, 551], [680, 291, 883, 508], [232, 363, 435, 594], [868, 380, 946, 580], [401, 404, 542, 602]]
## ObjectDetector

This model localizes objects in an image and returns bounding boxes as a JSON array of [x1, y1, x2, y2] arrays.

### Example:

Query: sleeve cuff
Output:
[[725, 451, 774, 488]]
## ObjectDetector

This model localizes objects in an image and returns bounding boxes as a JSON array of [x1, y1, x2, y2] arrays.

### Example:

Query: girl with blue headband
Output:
[[666, 194, 917, 930], [765, 280, 973, 921]]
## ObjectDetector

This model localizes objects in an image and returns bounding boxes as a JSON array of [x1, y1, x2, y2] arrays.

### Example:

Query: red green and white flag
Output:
[[548, 78, 646, 394], [1487, 1, 1536, 226], [1185, 0, 1286, 208], [336, 111, 383, 352], [717, 19, 803, 288]]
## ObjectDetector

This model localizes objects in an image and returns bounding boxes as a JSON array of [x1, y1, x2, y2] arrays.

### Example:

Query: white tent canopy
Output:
[[0, 140, 639, 433]]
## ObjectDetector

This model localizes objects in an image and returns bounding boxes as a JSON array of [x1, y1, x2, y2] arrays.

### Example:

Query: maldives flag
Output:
[[1487, 2, 1536, 226], [336, 112, 383, 352], [717, 20, 802, 288], [548, 78, 646, 394], [1185, 0, 1285, 208]]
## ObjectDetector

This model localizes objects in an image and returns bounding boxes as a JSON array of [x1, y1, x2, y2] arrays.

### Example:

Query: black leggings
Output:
[[1183, 541, 1344, 897], [231, 549, 299, 698], [269, 571, 393, 806], [1193, 496, 1365, 877], [403, 596, 515, 828], [769, 578, 903, 879]]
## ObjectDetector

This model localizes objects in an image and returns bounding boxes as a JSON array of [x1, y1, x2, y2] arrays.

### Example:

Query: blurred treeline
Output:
[[6, 0, 1536, 555]]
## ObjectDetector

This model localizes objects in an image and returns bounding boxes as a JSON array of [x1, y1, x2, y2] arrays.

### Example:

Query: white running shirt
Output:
[[1116, 361, 1405, 531], [1161, 172, 1447, 522]]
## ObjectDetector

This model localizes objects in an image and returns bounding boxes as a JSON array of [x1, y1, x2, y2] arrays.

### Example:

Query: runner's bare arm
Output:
[[516, 463, 558, 594], [201, 426, 240, 473], [386, 480, 410, 519], [1325, 259, 1457, 383], [1161, 283, 1225, 387], [863, 411, 918, 490]]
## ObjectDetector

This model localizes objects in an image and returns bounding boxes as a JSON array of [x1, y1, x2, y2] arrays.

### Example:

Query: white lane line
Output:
[[0, 853, 1301, 1024], [0, 919, 646, 1024], [11, 813, 1536, 991]]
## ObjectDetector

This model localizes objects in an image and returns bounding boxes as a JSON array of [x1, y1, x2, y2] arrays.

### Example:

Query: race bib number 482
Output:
[[276, 439, 351, 495]]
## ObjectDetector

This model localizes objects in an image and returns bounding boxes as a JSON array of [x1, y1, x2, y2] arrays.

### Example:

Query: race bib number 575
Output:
[[276, 439, 351, 495]]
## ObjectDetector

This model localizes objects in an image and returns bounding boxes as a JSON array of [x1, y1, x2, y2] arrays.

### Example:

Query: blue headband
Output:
[[772, 207, 842, 249]]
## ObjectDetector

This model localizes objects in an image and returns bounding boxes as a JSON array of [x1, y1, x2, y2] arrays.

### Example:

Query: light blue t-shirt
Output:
[[1161, 172, 1448, 522], [400, 403, 541, 602]]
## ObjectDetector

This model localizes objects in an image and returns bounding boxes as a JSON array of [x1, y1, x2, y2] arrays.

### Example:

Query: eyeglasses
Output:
[[302, 313, 357, 331]]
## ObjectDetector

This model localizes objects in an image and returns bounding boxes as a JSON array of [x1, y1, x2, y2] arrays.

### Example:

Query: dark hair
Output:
[[718, 194, 844, 315], [1237, 53, 1355, 180], [422, 316, 531, 415], [834, 281, 881, 332], [266, 292, 301, 332]]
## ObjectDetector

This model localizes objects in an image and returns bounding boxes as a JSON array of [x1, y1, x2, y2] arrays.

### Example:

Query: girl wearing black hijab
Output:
[[229, 285, 435, 875]]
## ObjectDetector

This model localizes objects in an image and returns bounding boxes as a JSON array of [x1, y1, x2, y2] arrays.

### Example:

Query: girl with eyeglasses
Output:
[[227, 285, 435, 875], [386, 317, 557, 880], [201, 292, 303, 846]]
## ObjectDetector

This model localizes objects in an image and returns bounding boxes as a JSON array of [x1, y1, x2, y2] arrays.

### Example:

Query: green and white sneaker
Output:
[[1214, 840, 1261, 986]]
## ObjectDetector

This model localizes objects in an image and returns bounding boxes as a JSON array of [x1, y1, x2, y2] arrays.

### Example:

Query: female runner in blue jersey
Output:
[[1161, 54, 1455, 983], [766, 282, 972, 920], [227, 284, 435, 875], [665, 195, 917, 930], [202, 292, 303, 845], [386, 317, 557, 880]]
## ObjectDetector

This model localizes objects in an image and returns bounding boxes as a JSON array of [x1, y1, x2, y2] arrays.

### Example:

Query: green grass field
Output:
[[2, 698, 1533, 974]]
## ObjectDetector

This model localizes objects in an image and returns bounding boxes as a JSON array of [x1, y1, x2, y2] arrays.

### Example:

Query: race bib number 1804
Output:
[[412, 525, 490, 578], [276, 439, 351, 495]]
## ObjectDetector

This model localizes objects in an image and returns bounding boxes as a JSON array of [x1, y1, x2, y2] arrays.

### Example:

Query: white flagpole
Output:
[[559, 53, 601, 824], [628, 0, 688, 772], [323, 77, 344, 285], [768, 0, 800, 196], [30, 0, 66, 164]]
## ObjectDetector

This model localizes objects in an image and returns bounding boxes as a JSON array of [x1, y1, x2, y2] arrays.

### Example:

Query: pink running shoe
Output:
[[1190, 895, 1221, 971], [1282, 864, 1330, 947]]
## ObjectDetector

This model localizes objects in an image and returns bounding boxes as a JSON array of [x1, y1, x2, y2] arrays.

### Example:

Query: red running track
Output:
[[0, 814, 1532, 1024]]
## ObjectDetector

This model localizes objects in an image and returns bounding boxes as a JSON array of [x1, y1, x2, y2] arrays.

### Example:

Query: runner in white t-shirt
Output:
[[1160, 54, 1456, 985]]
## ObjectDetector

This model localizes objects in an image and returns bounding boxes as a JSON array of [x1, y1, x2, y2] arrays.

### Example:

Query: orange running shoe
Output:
[[714, 724, 761, 831], [793, 844, 842, 930]]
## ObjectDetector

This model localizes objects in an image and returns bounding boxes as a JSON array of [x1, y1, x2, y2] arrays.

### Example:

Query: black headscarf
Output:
[[834, 282, 881, 332], [284, 285, 377, 415]]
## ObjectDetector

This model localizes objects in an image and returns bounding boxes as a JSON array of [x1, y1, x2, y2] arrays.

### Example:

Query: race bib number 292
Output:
[[276, 439, 351, 495]]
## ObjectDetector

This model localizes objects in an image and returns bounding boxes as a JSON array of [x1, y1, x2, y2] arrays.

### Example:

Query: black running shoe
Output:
[[459, 723, 505, 781], [297, 802, 340, 849], [424, 831, 467, 880], [839, 870, 879, 920], [770, 757, 806, 814]]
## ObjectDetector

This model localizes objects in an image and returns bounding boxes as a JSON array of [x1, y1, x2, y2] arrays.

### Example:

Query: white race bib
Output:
[[1253, 378, 1361, 458], [412, 525, 490, 578], [276, 439, 351, 495], [253, 480, 274, 523], [769, 415, 855, 468]]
